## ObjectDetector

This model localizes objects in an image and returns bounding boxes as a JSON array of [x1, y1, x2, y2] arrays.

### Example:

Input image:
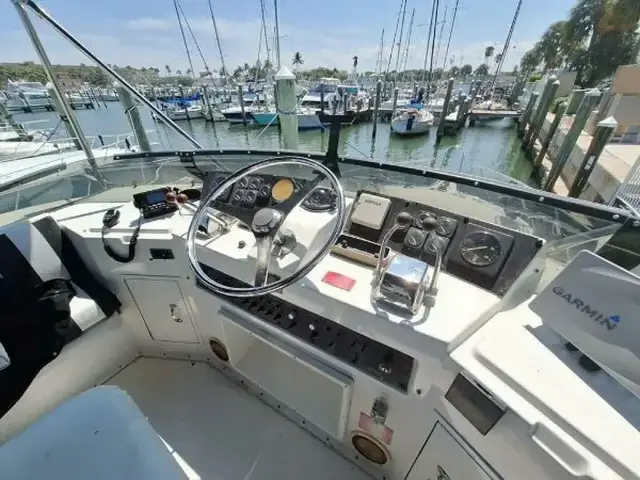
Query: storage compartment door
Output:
[[126, 278, 199, 344], [407, 422, 497, 480]]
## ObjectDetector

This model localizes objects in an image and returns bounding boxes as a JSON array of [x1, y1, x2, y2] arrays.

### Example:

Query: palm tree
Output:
[[353, 56, 358, 68], [460, 64, 473, 77], [186, 68, 192, 77], [165, 65, 171, 77], [176, 69, 182, 76], [538, 22, 567, 72], [484, 46, 495, 64], [262, 60, 272, 77], [292, 52, 304, 69], [475, 64, 489, 76], [520, 46, 543, 74]]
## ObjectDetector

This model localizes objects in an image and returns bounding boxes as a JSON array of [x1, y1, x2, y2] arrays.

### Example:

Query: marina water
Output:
[[14, 106, 534, 185]]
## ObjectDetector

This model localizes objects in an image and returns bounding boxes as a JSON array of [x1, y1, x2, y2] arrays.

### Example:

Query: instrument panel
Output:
[[346, 191, 543, 295], [202, 171, 338, 221]]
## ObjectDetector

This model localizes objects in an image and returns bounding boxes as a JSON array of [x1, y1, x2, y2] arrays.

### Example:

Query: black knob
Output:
[[421, 216, 438, 232], [396, 212, 413, 228]]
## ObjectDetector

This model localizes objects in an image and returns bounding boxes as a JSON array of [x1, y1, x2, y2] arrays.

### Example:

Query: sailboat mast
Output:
[[273, 0, 282, 69], [489, 0, 523, 92], [394, 0, 408, 83], [207, 0, 228, 83], [259, 0, 271, 65], [424, 0, 440, 105], [434, 5, 447, 71], [400, 8, 415, 82], [421, 0, 437, 83], [384, 0, 404, 79], [174, 0, 195, 79], [441, 0, 460, 71], [375, 29, 385, 75]]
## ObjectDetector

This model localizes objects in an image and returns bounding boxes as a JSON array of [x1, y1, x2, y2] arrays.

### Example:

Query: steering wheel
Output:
[[186, 156, 346, 297]]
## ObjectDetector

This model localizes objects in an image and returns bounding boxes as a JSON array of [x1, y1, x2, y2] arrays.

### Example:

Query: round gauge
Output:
[[302, 187, 337, 212], [425, 233, 449, 254], [436, 217, 457, 237], [238, 177, 249, 189], [244, 190, 257, 206], [232, 189, 246, 204], [271, 178, 295, 202], [403, 227, 427, 249], [460, 231, 502, 267], [248, 177, 263, 190], [258, 184, 272, 198]]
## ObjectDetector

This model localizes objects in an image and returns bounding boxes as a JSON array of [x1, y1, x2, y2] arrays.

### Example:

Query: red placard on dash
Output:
[[322, 271, 356, 291]]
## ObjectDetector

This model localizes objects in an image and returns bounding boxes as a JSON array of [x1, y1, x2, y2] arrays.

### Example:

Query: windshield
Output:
[[0, 149, 624, 241]]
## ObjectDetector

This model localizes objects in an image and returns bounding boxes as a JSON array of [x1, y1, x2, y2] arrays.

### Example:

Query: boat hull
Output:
[[223, 111, 254, 125], [167, 107, 204, 121], [391, 118, 432, 135]]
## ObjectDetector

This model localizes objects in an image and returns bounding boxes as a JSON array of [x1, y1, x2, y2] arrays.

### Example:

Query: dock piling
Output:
[[533, 102, 567, 168], [436, 78, 455, 140], [320, 83, 325, 115], [568, 116, 617, 198], [202, 85, 215, 126], [237, 84, 247, 126], [544, 88, 601, 191], [179, 86, 190, 121], [275, 66, 298, 149], [392, 87, 399, 115], [372, 80, 382, 140], [517, 92, 539, 138], [524, 76, 559, 149], [116, 84, 151, 151]]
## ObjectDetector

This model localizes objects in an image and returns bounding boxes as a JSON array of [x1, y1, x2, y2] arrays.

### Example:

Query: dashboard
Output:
[[196, 175, 543, 296]]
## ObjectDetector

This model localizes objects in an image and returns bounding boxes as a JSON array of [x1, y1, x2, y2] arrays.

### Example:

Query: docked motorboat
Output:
[[391, 106, 434, 135], [252, 107, 322, 130], [221, 105, 261, 124], [165, 104, 205, 121], [203, 107, 227, 122]]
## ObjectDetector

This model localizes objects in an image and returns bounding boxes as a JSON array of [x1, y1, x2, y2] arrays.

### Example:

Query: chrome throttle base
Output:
[[372, 213, 442, 315]]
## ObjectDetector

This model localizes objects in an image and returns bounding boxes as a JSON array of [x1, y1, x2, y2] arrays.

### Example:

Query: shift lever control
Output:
[[374, 212, 412, 280], [420, 217, 442, 297]]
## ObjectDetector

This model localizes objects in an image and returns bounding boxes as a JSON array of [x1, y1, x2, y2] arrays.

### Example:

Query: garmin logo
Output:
[[552, 286, 620, 331], [363, 198, 383, 207]]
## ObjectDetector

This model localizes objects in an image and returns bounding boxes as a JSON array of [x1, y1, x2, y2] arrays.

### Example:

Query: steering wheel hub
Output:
[[252, 208, 283, 234]]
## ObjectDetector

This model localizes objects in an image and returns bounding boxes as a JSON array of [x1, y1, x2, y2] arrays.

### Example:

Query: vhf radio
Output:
[[133, 187, 178, 219]]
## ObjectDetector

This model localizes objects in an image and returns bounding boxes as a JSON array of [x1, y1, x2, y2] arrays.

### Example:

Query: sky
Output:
[[0, 0, 577, 75]]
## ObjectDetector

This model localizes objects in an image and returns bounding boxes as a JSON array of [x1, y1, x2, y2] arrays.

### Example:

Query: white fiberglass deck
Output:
[[107, 358, 372, 480]]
